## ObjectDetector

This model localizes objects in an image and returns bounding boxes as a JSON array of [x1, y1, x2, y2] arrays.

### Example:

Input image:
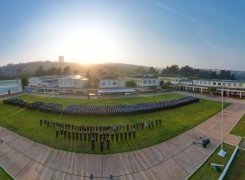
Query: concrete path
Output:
[[0, 92, 245, 180]]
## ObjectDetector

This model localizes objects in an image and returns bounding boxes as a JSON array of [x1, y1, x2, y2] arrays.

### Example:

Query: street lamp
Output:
[[218, 86, 226, 157]]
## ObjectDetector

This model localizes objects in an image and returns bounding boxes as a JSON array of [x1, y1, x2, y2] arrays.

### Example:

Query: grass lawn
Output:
[[189, 143, 236, 180], [224, 148, 245, 180], [0, 166, 13, 180], [13, 93, 186, 106], [0, 94, 230, 154], [230, 114, 245, 137]]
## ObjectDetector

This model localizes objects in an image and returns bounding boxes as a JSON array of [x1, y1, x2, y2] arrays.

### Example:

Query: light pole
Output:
[[218, 86, 226, 157]]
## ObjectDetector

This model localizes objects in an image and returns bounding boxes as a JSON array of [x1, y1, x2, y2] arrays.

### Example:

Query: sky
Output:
[[0, 0, 245, 70]]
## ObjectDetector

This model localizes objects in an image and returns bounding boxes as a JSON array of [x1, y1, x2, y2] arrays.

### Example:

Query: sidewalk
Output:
[[0, 93, 244, 179]]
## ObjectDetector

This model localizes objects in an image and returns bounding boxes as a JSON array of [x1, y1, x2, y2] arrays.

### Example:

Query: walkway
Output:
[[0, 92, 244, 180]]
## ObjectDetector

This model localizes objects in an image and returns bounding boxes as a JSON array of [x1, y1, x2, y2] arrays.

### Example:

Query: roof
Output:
[[126, 75, 158, 79], [59, 75, 82, 80], [98, 88, 136, 93], [158, 74, 187, 78], [100, 75, 117, 80], [179, 79, 192, 82]]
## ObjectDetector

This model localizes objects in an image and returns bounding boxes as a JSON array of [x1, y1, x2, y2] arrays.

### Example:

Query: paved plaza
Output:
[[0, 92, 244, 180]]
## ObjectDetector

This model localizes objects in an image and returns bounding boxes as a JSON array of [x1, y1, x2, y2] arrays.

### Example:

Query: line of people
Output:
[[3, 96, 199, 116]]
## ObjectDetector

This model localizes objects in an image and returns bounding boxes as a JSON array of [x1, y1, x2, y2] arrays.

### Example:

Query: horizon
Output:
[[1, 1, 245, 71]]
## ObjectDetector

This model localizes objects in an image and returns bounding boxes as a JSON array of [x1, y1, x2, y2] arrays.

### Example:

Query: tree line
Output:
[[35, 66, 73, 76], [133, 65, 236, 80]]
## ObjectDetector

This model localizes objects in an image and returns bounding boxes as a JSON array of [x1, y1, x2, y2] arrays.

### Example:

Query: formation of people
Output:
[[3, 96, 199, 117], [3, 98, 26, 108], [40, 118, 162, 151]]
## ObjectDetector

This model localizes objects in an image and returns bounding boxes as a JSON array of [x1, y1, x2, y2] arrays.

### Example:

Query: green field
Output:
[[224, 149, 245, 180], [225, 114, 245, 180], [12, 93, 186, 106], [230, 114, 245, 137], [0, 94, 230, 154], [189, 143, 236, 180], [0, 166, 13, 180]]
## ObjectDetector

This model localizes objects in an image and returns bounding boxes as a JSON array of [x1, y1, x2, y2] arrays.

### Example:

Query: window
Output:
[[143, 80, 147, 84], [153, 80, 156, 83], [233, 83, 237, 87], [204, 81, 207, 85], [213, 82, 216, 85], [107, 81, 111, 86], [200, 81, 203, 84], [208, 81, 211, 85], [239, 83, 243, 87], [218, 83, 221, 86], [148, 80, 151, 84], [113, 81, 117, 85], [222, 82, 226, 86], [101, 81, 105, 85], [228, 83, 231, 87]]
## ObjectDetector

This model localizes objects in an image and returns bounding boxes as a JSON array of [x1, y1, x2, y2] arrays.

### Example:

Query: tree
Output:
[[63, 66, 70, 75], [57, 68, 62, 75], [161, 81, 171, 90], [159, 80, 164, 86], [35, 65, 46, 76], [86, 76, 99, 88], [97, 69, 106, 76], [147, 67, 158, 74], [133, 67, 147, 75], [86, 70, 90, 78], [47, 68, 57, 76], [161, 65, 179, 74], [208, 87, 216, 95], [125, 80, 136, 87], [21, 76, 29, 88]]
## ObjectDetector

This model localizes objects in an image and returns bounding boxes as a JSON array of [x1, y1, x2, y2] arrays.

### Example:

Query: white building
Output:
[[158, 74, 188, 84], [193, 79, 245, 89], [29, 76, 60, 87], [99, 75, 125, 88], [0, 79, 22, 96], [29, 77, 42, 86], [124, 75, 159, 87], [58, 75, 88, 88]]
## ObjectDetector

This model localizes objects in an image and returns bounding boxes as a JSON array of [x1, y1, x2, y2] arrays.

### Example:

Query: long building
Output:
[[0, 79, 22, 96]]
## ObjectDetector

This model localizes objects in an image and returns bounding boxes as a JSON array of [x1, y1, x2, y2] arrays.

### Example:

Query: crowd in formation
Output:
[[40, 118, 162, 151], [3, 96, 199, 116], [62, 96, 198, 116], [3, 98, 26, 108], [38, 103, 62, 114]]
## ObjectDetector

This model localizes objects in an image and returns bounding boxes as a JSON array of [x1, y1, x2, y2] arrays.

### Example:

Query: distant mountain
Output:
[[0, 61, 159, 77]]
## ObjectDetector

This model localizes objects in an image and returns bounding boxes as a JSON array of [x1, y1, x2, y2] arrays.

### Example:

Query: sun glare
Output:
[[58, 26, 118, 64]]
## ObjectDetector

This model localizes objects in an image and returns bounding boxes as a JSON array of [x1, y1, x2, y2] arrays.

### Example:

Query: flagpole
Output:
[[218, 86, 226, 157]]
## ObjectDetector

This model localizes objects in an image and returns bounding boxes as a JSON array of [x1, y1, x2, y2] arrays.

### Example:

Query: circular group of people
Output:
[[3, 96, 199, 117]]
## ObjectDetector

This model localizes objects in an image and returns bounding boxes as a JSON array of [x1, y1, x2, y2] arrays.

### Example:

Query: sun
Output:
[[60, 26, 118, 64]]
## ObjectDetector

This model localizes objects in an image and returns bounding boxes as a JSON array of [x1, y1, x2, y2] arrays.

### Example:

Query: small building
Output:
[[99, 75, 125, 88], [40, 79, 58, 87], [58, 75, 88, 88], [124, 75, 159, 87], [158, 74, 188, 84], [29, 77, 42, 86], [0, 79, 22, 96], [29, 76, 61, 87]]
